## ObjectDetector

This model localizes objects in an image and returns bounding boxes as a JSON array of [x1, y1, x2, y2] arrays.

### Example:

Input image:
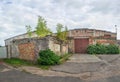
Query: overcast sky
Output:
[[0, 0, 120, 46]]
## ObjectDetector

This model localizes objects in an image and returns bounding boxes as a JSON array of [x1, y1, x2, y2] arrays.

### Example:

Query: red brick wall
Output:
[[69, 29, 93, 37], [68, 29, 116, 40], [95, 39, 115, 45], [18, 43, 35, 61]]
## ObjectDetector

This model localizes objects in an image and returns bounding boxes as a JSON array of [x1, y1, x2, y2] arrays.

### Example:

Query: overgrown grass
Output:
[[36, 65, 50, 70], [3, 58, 50, 70], [3, 58, 33, 67], [3, 53, 71, 70]]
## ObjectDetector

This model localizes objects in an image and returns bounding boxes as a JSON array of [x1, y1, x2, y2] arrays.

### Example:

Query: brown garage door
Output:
[[74, 38, 89, 53]]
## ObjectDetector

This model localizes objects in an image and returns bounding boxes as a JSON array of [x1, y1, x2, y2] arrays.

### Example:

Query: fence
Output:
[[0, 46, 7, 58]]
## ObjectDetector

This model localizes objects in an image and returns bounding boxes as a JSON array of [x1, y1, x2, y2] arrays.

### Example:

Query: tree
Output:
[[35, 16, 52, 37], [56, 23, 68, 53], [56, 23, 68, 42], [26, 25, 32, 38]]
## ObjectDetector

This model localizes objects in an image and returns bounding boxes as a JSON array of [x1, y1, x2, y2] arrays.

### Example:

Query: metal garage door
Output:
[[74, 38, 89, 53]]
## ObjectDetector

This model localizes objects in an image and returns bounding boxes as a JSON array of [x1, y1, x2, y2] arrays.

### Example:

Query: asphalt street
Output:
[[1, 69, 120, 82], [1, 54, 120, 82], [90, 75, 120, 82], [0, 69, 83, 82]]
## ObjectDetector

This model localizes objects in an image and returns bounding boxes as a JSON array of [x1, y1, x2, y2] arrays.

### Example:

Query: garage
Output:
[[74, 38, 89, 53]]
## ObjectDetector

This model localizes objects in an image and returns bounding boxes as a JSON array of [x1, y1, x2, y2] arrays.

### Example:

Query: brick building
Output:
[[5, 28, 117, 60], [67, 28, 117, 53]]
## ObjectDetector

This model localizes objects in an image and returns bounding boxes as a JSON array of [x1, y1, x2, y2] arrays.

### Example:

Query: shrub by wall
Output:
[[87, 44, 96, 54], [87, 44, 119, 54], [106, 45, 119, 54], [37, 49, 60, 65]]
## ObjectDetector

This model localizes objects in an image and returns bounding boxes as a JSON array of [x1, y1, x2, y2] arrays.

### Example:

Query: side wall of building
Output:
[[48, 36, 68, 55], [7, 36, 68, 61], [5, 32, 37, 58], [10, 37, 49, 61]]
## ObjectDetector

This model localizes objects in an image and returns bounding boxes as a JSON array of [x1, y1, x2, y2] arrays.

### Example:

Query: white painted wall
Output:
[[0, 46, 7, 58]]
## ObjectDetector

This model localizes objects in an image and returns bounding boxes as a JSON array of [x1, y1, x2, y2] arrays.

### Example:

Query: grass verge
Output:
[[3, 58, 50, 70], [3, 58, 33, 67], [2, 54, 72, 70]]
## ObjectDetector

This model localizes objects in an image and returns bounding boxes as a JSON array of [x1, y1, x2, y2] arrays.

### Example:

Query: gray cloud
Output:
[[0, 0, 120, 46], [89, 0, 120, 14]]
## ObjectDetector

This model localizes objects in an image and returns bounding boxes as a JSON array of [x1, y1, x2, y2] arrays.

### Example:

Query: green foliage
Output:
[[37, 65, 50, 70], [37, 49, 60, 65], [56, 23, 68, 42], [26, 25, 32, 38], [87, 44, 119, 54], [106, 45, 119, 54], [87, 44, 96, 54], [3, 58, 50, 70], [35, 16, 52, 37], [3, 58, 32, 67]]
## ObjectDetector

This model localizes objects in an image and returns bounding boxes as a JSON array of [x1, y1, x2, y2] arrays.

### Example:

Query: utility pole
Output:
[[115, 25, 117, 33], [115, 25, 117, 40]]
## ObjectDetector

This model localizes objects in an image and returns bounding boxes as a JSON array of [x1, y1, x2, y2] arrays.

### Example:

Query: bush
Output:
[[87, 44, 96, 54], [87, 44, 119, 54], [87, 44, 106, 54], [106, 45, 119, 54], [96, 44, 107, 54], [37, 49, 60, 65]]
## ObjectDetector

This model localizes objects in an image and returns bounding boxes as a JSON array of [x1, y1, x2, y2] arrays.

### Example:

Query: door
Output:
[[74, 38, 89, 53]]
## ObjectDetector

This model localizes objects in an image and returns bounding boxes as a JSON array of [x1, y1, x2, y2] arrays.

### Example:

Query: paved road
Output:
[[0, 69, 83, 82], [1, 54, 120, 82], [90, 75, 120, 82], [1, 69, 120, 82], [1, 64, 81, 82], [52, 55, 107, 73], [0, 64, 8, 71]]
